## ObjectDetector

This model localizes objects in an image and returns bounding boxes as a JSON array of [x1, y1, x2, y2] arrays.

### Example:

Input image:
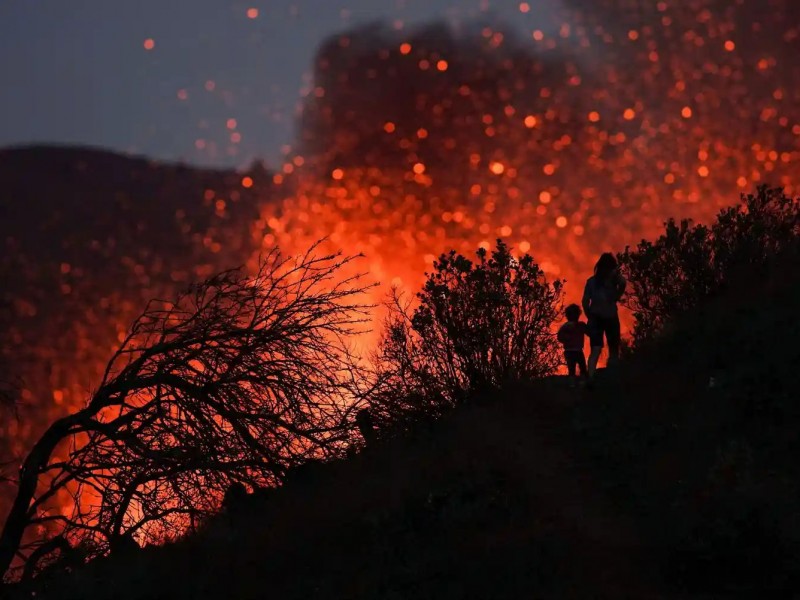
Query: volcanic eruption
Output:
[[1, 0, 799, 537], [261, 0, 799, 298]]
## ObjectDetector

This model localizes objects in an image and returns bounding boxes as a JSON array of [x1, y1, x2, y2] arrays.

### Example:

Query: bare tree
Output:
[[0, 243, 373, 579]]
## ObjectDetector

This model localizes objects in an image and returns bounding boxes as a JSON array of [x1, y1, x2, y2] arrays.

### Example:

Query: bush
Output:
[[371, 240, 563, 428], [619, 186, 799, 347]]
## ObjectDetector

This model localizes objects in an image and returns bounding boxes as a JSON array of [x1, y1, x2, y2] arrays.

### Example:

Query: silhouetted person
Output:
[[222, 482, 248, 513], [110, 531, 139, 555], [582, 253, 626, 379], [355, 408, 376, 446], [557, 304, 588, 386]]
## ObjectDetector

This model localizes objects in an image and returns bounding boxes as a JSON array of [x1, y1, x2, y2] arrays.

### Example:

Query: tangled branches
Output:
[[0, 244, 372, 579]]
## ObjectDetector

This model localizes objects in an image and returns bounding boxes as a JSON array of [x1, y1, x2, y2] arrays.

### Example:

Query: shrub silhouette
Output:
[[712, 185, 799, 277], [619, 186, 799, 347], [617, 219, 716, 346], [372, 240, 563, 427]]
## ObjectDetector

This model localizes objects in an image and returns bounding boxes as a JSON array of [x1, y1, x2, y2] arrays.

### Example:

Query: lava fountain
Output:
[[257, 1, 799, 311], [1, 0, 799, 529]]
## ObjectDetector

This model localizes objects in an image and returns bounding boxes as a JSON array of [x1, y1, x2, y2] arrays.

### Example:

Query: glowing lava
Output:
[[257, 2, 799, 310], [2, 0, 799, 536]]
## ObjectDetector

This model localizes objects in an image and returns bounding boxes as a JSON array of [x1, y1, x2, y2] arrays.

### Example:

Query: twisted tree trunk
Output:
[[0, 411, 86, 578]]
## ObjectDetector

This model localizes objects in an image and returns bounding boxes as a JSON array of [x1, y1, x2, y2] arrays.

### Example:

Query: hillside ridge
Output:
[[11, 260, 799, 597]]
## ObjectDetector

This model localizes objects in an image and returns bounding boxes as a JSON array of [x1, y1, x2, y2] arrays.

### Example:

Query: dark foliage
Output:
[[618, 186, 799, 347], [371, 240, 563, 430]]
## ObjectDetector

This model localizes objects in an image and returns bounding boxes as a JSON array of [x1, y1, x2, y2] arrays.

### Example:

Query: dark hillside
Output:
[[562, 255, 800, 595], [12, 261, 799, 599], [0, 146, 271, 453]]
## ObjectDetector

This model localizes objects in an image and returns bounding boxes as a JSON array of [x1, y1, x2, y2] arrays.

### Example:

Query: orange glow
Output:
[[436, 59, 449, 72], [489, 161, 505, 175], [8, 3, 800, 551], [247, 7, 259, 19], [143, 38, 155, 50]]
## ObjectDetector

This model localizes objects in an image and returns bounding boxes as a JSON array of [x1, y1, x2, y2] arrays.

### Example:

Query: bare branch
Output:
[[0, 243, 374, 579]]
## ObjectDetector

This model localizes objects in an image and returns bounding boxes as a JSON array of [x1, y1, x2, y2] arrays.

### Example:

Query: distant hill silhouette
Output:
[[0, 145, 271, 462], [8, 258, 798, 598]]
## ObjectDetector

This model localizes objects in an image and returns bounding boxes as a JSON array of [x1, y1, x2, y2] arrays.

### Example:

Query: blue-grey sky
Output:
[[0, 0, 555, 167]]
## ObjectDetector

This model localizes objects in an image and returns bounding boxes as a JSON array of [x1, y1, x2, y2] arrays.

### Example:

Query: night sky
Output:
[[0, 0, 563, 167]]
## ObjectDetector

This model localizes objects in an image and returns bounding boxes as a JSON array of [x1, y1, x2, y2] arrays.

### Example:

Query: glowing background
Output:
[[1, 0, 799, 517]]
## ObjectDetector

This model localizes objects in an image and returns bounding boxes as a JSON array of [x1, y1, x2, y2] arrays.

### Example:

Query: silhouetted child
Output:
[[557, 304, 588, 385], [355, 408, 376, 446]]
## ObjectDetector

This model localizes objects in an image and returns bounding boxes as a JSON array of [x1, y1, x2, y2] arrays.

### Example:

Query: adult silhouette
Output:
[[582, 253, 626, 378]]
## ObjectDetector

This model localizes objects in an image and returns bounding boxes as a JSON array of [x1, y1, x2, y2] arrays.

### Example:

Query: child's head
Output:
[[565, 304, 582, 322]]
